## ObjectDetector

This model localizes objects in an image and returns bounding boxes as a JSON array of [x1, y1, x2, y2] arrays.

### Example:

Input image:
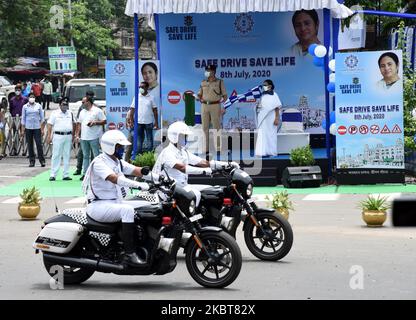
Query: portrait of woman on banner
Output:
[[255, 80, 281, 157], [291, 9, 321, 57], [375, 52, 402, 93], [141, 62, 161, 106]]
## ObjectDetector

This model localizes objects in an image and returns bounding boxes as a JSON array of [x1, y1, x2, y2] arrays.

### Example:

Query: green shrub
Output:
[[132, 151, 156, 168], [20, 186, 41, 205], [265, 191, 294, 212], [358, 195, 390, 212], [290, 146, 315, 166]]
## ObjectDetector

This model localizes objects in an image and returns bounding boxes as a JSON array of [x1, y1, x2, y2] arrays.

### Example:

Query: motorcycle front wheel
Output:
[[185, 231, 242, 288], [244, 212, 293, 261]]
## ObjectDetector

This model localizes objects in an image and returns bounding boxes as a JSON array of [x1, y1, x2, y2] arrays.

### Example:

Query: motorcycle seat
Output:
[[86, 215, 120, 234]]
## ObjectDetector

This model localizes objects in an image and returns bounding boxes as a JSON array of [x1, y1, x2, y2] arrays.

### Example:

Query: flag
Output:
[[223, 85, 263, 109]]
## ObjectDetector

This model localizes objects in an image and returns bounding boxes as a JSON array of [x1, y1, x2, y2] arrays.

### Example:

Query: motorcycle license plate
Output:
[[189, 214, 203, 222]]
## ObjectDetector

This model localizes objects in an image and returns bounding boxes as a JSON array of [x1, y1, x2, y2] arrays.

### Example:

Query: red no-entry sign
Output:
[[168, 91, 181, 104], [338, 126, 347, 135]]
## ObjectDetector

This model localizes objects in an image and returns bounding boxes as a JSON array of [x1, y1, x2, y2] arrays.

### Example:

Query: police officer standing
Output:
[[47, 97, 75, 181], [197, 65, 227, 157]]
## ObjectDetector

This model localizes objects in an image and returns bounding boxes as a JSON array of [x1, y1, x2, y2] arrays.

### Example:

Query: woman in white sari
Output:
[[255, 80, 282, 157]]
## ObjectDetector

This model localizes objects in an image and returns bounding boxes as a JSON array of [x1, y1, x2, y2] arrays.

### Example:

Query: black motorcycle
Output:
[[194, 165, 293, 261], [33, 175, 242, 288]]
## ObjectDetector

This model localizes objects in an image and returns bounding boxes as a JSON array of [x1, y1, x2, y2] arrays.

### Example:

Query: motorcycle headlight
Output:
[[246, 183, 253, 198], [189, 200, 196, 215]]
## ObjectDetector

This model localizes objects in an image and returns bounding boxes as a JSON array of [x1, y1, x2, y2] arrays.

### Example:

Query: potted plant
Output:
[[18, 186, 41, 219], [359, 195, 391, 227], [265, 191, 294, 220], [290, 145, 315, 167], [132, 150, 156, 170]]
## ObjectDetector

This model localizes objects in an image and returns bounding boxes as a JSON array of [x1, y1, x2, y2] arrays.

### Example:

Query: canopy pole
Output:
[[324, 8, 332, 179], [355, 10, 416, 20], [133, 13, 139, 160]]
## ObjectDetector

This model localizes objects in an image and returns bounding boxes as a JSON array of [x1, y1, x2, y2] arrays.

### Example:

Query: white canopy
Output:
[[125, 0, 353, 19]]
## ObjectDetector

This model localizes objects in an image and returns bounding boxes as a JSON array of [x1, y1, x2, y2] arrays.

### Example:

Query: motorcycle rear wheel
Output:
[[185, 231, 242, 288], [43, 255, 95, 285]]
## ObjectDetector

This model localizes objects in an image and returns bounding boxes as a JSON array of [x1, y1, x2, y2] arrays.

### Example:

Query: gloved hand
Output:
[[202, 167, 212, 176], [142, 172, 160, 183], [230, 161, 240, 169], [135, 182, 150, 191]]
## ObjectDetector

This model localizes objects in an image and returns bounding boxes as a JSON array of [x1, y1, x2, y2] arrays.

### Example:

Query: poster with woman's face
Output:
[[158, 11, 326, 133], [139, 60, 161, 109]]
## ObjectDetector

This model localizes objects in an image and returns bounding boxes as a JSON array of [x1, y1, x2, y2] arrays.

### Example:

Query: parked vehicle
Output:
[[33, 171, 242, 288], [62, 79, 106, 117], [0, 76, 16, 103]]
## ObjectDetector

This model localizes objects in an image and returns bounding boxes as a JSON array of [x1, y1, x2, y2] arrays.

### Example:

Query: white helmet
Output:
[[167, 121, 192, 144], [100, 129, 131, 155]]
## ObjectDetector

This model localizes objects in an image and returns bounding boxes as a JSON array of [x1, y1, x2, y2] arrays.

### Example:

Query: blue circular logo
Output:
[[234, 14, 254, 35], [345, 55, 359, 69], [114, 63, 126, 75]]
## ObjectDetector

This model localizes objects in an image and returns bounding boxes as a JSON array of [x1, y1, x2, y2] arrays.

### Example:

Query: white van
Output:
[[63, 79, 105, 118]]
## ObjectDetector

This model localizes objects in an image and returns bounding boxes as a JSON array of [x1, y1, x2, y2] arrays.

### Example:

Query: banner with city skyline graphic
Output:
[[157, 11, 326, 133], [335, 50, 405, 184]]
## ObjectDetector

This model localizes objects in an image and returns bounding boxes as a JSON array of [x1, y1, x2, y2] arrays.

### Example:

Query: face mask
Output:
[[29, 98, 36, 104], [115, 147, 125, 160], [263, 86, 270, 92], [204, 71, 211, 78], [178, 135, 187, 147], [61, 105, 68, 113], [15, 91, 21, 96], [82, 103, 87, 109]]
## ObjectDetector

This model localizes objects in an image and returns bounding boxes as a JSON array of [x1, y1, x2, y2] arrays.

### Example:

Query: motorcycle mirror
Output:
[[141, 166, 150, 176]]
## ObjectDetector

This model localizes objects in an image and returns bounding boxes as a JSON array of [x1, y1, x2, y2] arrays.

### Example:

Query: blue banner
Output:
[[105, 60, 135, 135], [335, 50, 404, 171], [157, 12, 326, 133]]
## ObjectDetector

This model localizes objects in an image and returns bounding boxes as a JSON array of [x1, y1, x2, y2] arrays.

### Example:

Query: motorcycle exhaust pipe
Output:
[[157, 236, 175, 254], [220, 216, 235, 231], [43, 253, 125, 273]]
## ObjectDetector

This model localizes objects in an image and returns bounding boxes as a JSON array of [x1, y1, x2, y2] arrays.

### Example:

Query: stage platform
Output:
[[189, 148, 329, 187]]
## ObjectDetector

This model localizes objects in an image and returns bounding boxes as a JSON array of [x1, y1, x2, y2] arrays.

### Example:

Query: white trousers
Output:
[[50, 134, 72, 178], [87, 200, 135, 223]]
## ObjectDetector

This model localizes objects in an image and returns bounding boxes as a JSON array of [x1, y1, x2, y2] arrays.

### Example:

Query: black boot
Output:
[[121, 223, 147, 267]]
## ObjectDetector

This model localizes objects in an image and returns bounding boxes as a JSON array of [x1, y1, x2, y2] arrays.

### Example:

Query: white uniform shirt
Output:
[[87, 153, 135, 201], [48, 109, 74, 132], [42, 81, 53, 95], [78, 106, 106, 140], [153, 143, 203, 187], [130, 93, 157, 124]]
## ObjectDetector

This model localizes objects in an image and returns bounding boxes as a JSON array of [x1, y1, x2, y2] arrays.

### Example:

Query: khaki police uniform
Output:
[[198, 78, 227, 153]]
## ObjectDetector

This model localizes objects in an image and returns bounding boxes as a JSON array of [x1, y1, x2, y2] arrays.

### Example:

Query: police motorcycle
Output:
[[33, 168, 242, 289], [139, 163, 293, 261]]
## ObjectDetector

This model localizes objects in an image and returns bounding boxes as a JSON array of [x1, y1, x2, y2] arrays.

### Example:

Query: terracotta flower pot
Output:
[[362, 210, 387, 228], [18, 204, 40, 220]]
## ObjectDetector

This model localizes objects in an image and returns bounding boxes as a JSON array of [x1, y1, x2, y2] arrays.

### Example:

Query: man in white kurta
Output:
[[255, 80, 282, 157]]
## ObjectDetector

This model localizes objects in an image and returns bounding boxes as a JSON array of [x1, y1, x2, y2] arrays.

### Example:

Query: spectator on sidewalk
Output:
[[41, 78, 53, 110], [21, 93, 45, 167], [75, 95, 106, 180], [9, 85, 28, 156], [31, 79, 43, 104], [47, 97, 75, 181]]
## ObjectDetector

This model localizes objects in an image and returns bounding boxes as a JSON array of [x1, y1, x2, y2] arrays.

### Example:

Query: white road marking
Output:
[[64, 197, 87, 204], [302, 194, 341, 201], [2, 197, 22, 204]]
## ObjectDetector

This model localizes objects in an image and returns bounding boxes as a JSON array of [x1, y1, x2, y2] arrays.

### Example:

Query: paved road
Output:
[[0, 145, 415, 300], [0, 192, 415, 300]]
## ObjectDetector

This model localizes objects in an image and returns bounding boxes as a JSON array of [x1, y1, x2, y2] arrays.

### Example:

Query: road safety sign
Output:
[[359, 125, 369, 134], [338, 126, 347, 135], [391, 124, 402, 134], [348, 125, 358, 135], [370, 125, 380, 134], [381, 125, 391, 134]]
